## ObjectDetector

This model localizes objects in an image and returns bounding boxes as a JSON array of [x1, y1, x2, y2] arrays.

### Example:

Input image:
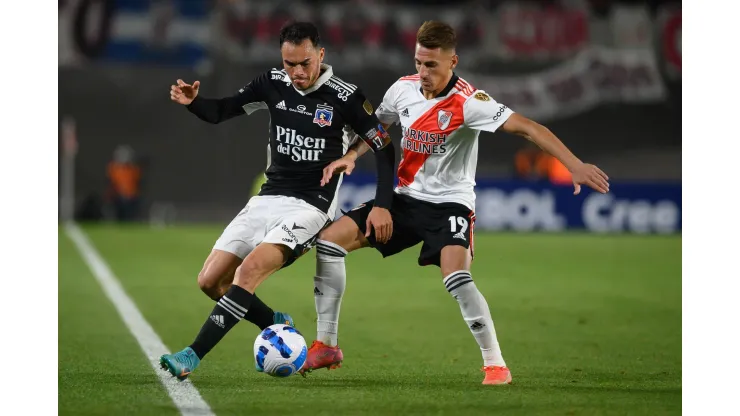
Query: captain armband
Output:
[[361, 123, 391, 152]]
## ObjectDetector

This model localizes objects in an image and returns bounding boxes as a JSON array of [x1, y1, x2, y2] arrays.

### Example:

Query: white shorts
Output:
[[213, 195, 331, 260]]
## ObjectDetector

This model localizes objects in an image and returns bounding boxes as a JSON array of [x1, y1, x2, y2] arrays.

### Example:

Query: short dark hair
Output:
[[279, 21, 321, 48], [416, 21, 457, 51]]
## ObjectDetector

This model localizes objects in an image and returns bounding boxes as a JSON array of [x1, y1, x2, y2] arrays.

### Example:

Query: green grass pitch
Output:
[[59, 224, 681, 415]]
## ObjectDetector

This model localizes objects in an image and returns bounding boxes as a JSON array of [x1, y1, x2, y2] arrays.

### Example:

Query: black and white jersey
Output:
[[186, 63, 391, 217]]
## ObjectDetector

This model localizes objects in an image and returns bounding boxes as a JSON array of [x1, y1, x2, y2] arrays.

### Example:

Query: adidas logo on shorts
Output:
[[453, 232, 466, 240]]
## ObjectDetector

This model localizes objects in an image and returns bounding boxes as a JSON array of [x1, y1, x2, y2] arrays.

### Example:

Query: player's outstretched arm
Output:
[[501, 113, 610, 195], [170, 79, 253, 124]]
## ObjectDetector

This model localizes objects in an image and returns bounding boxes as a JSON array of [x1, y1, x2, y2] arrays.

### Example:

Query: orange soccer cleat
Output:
[[481, 365, 512, 385], [299, 340, 344, 376]]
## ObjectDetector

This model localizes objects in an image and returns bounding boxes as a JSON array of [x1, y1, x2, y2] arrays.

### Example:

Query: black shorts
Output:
[[345, 193, 476, 267]]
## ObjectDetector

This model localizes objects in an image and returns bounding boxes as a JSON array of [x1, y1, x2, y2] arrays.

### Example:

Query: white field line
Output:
[[64, 222, 214, 416]]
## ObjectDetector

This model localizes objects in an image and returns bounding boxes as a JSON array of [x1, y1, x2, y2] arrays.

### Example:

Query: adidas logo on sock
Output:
[[275, 100, 286, 110], [210, 314, 225, 328], [314, 287, 324, 296], [453, 232, 466, 240], [470, 321, 485, 330], [401, 108, 409, 117]]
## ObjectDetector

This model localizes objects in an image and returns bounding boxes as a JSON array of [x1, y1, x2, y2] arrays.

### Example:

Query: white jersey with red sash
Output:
[[375, 73, 514, 210]]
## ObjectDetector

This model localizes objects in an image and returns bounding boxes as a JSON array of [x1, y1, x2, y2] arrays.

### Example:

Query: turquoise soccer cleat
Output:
[[160, 347, 200, 381], [273, 311, 294, 327], [255, 311, 296, 372]]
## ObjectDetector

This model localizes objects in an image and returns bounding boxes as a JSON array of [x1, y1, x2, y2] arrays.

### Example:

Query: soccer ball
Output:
[[253, 324, 308, 377]]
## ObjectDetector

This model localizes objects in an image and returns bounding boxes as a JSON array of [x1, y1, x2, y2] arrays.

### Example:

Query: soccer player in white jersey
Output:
[[298, 21, 610, 385]]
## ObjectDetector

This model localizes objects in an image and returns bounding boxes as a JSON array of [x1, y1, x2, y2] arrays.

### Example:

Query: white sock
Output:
[[443, 270, 506, 367], [314, 240, 347, 347]]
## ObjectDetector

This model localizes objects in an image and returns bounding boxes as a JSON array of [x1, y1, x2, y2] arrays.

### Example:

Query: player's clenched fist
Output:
[[170, 79, 200, 105]]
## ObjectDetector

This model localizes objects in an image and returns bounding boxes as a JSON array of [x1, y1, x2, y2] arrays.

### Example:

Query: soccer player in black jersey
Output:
[[159, 21, 396, 380]]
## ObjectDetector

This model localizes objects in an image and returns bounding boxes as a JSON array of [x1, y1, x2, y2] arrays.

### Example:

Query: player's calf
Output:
[[314, 239, 349, 347], [440, 247, 509, 383], [443, 269, 508, 371], [163, 244, 296, 380], [301, 217, 367, 376], [312, 217, 370, 338], [196, 249, 292, 331]]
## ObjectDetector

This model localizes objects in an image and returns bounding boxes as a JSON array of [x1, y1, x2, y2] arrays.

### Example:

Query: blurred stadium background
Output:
[[58, 1, 681, 414], [59, 0, 681, 230]]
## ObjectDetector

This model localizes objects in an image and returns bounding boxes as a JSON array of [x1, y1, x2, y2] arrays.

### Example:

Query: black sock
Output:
[[189, 284, 254, 359], [215, 293, 274, 330], [243, 294, 275, 330]]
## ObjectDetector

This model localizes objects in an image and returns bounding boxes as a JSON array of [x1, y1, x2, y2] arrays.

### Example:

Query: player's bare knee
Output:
[[318, 216, 367, 252], [440, 246, 471, 277], [197, 270, 221, 298], [198, 250, 240, 298], [440, 260, 470, 277], [317, 222, 340, 242], [441, 266, 468, 278]]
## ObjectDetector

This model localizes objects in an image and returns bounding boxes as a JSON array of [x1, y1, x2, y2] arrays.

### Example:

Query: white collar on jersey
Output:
[[286, 63, 333, 96]]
